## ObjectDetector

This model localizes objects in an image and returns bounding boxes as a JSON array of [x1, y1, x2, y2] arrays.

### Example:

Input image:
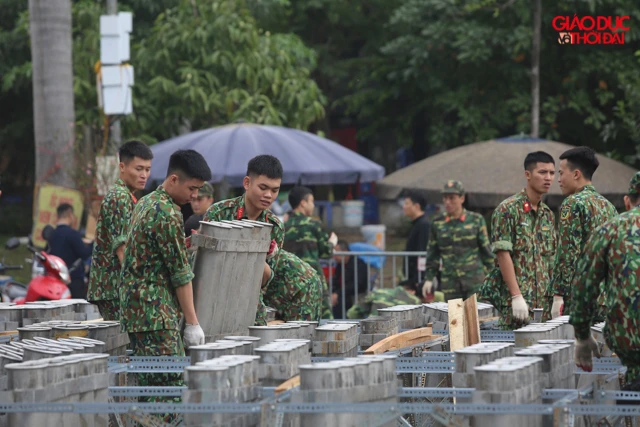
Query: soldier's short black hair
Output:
[[167, 149, 212, 181], [246, 155, 283, 180], [335, 240, 350, 251], [398, 279, 417, 291], [524, 151, 555, 171], [403, 190, 426, 211], [559, 146, 599, 180], [56, 203, 74, 218], [119, 140, 153, 164], [289, 186, 313, 209]]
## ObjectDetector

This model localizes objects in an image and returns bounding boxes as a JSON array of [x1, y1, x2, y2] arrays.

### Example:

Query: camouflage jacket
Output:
[[550, 185, 617, 299], [425, 209, 494, 288], [482, 189, 557, 313], [346, 286, 421, 319], [283, 211, 332, 275], [264, 249, 322, 321], [88, 178, 136, 303], [570, 208, 640, 345], [119, 186, 194, 333]]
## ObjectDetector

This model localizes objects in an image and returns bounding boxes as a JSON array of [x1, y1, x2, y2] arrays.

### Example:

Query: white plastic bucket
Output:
[[342, 200, 365, 228], [361, 224, 386, 250]]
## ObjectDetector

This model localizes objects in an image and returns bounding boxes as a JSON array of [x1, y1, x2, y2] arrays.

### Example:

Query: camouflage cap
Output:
[[442, 180, 464, 195], [628, 172, 640, 196], [198, 182, 214, 198]]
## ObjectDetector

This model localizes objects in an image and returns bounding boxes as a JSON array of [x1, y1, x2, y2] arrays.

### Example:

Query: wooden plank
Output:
[[363, 327, 434, 355], [275, 375, 300, 394], [267, 320, 285, 325], [448, 298, 465, 351], [463, 294, 481, 347]]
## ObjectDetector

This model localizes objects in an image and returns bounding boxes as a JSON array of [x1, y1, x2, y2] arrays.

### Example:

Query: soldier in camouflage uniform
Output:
[[119, 150, 210, 422], [347, 280, 421, 319], [264, 249, 322, 321], [423, 181, 494, 301], [544, 147, 617, 320], [283, 186, 338, 319], [203, 155, 284, 326], [88, 141, 153, 321], [481, 152, 557, 330], [570, 172, 640, 393]]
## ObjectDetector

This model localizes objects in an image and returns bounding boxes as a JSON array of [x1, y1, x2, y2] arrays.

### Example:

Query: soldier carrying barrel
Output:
[[202, 155, 285, 326]]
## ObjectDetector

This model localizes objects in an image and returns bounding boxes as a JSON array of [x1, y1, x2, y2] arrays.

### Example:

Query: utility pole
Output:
[[531, 0, 541, 138], [106, 0, 121, 154]]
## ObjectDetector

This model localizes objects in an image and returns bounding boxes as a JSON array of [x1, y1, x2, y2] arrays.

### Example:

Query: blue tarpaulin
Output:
[[148, 124, 385, 186]]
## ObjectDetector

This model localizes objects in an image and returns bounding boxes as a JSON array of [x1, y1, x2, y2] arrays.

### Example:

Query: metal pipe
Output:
[[341, 257, 346, 319]]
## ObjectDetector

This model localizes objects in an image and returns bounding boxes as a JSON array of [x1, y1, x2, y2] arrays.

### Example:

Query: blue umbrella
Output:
[[148, 124, 385, 186]]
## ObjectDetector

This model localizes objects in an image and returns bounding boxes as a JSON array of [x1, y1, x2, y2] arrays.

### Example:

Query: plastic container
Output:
[[361, 224, 386, 250], [341, 200, 365, 228]]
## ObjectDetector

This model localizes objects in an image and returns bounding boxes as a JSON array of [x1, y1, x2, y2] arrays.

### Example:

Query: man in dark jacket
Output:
[[331, 240, 369, 318], [402, 190, 431, 283], [48, 203, 93, 298]]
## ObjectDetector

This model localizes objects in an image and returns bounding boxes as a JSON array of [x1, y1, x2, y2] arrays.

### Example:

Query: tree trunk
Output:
[[29, 0, 76, 188], [530, 0, 541, 138]]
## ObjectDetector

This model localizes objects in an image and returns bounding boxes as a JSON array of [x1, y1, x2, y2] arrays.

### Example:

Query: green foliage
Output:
[[129, 0, 325, 142], [257, 0, 640, 167]]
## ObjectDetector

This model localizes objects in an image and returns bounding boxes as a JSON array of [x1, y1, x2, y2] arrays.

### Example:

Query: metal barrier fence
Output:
[[327, 251, 427, 319]]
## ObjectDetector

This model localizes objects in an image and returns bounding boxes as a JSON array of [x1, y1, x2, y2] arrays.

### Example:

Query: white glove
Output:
[[575, 335, 602, 372], [183, 324, 205, 348], [422, 280, 433, 299], [511, 295, 529, 322], [551, 295, 564, 319], [328, 232, 338, 247]]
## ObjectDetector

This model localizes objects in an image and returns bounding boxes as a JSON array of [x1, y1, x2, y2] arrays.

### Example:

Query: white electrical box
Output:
[[118, 12, 133, 33], [103, 86, 133, 115], [100, 15, 119, 36], [100, 12, 134, 115], [101, 64, 134, 87]]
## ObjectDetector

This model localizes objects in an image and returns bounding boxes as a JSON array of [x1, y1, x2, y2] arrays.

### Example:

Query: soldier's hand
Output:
[[575, 335, 601, 372], [511, 295, 529, 322], [183, 323, 205, 348], [421, 280, 434, 299], [266, 239, 279, 260], [551, 295, 564, 319], [328, 232, 338, 247]]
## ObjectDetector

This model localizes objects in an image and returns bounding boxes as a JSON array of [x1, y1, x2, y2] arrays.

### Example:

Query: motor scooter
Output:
[[3, 227, 73, 304], [0, 237, 27, 302]]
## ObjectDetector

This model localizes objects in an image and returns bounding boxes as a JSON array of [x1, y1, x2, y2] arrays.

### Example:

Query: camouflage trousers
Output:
[[605, 313, 640, 385], [263, 276, 321, 322], [441, 280, 482, 302], [129, 329, 185, 424], [94, 299, 120, 321]]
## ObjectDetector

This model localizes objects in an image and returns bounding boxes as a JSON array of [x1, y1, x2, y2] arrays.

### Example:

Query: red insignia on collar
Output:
[[130, 193, 137, 204], [460, 214, 466, 222], [523, 201, 531, 213], [236, 207, 245, 220]]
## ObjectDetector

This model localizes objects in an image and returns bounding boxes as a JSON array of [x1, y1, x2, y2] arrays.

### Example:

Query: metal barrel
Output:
[[192, 221, 271, 341], [52, 325, 89, 339], [17, 326, 52, 340]]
